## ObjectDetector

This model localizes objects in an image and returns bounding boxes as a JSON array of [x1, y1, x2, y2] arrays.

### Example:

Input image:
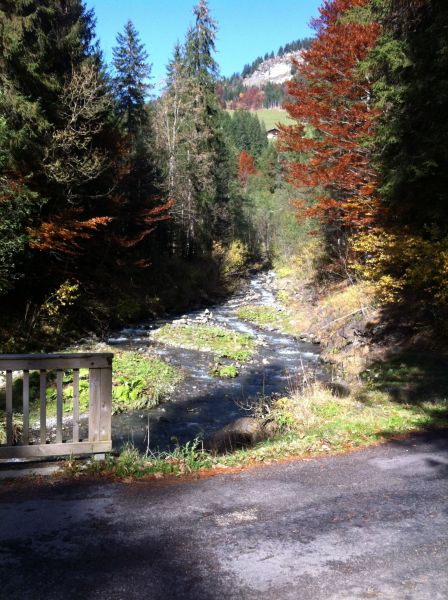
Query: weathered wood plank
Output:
[[99, 367, 112, 442], [56, 370, 63, 443], [22, 370, 29, 445], [0, 353, 113, 371], [0, 441, 111, 460], [88, 369, 101, 442], [40, 370, 46, 444], [72, 369, 80, 443], [5, 371, 13, 446]]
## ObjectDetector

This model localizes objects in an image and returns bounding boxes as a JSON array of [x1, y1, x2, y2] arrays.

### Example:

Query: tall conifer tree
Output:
[[113, 20, 152, 136], [111, 20, 171, 263]]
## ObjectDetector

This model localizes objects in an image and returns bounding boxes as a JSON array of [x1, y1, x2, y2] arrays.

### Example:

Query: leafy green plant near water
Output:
[[57, 351, 181, 414], [112, 351, 182, 411], [210, 363, 239, 378], [153, 324, 255, 361]]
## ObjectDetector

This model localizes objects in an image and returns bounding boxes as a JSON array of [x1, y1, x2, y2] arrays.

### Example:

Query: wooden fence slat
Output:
[[0, 353, 113, 371], [56, 370, 63, 443], [100, 367, 112, 442], [0, 441, 112, 460], [5, 371, 13, 446], [88, 369, 101, 442], [40, 370, 46, 444], [22, 370, 29, 445], [72, 369, 80, 443]]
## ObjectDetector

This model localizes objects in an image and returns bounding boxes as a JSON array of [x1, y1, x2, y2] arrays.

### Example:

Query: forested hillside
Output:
[[0, 0, 296, 351], [218, 37, 313, 110]]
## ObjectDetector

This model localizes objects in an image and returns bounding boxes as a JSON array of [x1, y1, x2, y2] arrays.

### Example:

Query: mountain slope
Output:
[[243, 51, 304, 88]]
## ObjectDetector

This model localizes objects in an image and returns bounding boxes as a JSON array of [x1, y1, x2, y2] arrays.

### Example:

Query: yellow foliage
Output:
[[216, 240, 249, 278], [351, 228, 448, 306], [291, 238, 324, 281], [322, 280, 375, 313], [42, 280, 80, 318], [275, 237, 324, 283]]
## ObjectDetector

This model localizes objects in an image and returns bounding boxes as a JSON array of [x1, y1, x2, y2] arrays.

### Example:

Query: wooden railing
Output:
[[0, 353, 113, 460]]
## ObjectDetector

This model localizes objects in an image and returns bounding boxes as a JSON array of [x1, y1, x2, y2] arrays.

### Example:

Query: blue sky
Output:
[[85, 0, 322, 88]]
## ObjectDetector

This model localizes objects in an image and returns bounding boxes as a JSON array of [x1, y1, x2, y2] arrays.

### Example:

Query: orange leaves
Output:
[[279, 0, 380, 231], [238, 150, 258, 186], [141, 197, 175, 223], [28, 211, 112, 255], [114, 197, 175, 249]]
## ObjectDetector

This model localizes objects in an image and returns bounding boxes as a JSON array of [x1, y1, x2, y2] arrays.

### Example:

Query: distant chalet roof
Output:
[[266, 127, 280, 138]]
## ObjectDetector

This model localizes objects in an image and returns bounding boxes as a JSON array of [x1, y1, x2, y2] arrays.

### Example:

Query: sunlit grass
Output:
[[153, 324, 256, 361], [63, 378, 448, 480], [221, 383, 448, 467], [236, 304, 294, 334]]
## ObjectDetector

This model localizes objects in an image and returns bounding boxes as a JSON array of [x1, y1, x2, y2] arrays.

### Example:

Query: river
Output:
[[107, 271, 322, 452]]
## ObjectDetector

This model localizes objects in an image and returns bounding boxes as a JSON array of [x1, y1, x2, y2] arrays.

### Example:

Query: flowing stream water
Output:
[[107, 271, 323, 452]]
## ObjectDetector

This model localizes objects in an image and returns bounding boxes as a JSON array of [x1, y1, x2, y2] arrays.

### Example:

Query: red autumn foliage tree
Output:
[[279, 0, 380, 232], [238, 149, 258, 186]]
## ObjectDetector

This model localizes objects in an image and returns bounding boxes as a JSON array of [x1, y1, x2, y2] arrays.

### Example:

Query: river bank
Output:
[[2, 267, 448, 478]]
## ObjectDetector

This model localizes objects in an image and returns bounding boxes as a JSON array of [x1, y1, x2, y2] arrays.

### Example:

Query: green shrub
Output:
[[210, 363, 239, 378]]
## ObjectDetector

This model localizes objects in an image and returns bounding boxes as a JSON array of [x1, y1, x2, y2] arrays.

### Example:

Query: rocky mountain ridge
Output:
[[243, 50, 304, 88]]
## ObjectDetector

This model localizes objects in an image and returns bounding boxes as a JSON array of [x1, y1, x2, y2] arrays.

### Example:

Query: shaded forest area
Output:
[[1, 0, 447, 354]]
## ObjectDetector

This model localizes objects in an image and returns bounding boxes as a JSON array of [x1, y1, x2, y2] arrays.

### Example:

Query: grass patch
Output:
[[226, 108, 293, 130], [210, 363, 239, 378], [360, 351, 448, 405], [153, 324, 255, 361], [80, 439, 213, 479], [236, 304, 295, 335], [237, 305, 279, 325], [254, 109, 294, 129], [0, 350, 182, 434], [221, 381, 448, 466], [69, 372, 448, 481], [0, 413, 22, 445]]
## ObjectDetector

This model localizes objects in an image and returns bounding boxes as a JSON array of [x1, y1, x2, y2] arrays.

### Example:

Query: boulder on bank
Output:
[[323, 380, 351, 398], [206, 417, 277, 453]]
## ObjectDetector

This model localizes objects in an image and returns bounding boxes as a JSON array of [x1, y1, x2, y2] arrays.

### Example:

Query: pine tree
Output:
[[111, 21, 172, 265], [113, 20, 152, 136], [155, 41, 215, 254], [368, 0, 448, 228], [156, 0, 229, 255], [0, 0, 97, 165], [185, 0, 219, 93]]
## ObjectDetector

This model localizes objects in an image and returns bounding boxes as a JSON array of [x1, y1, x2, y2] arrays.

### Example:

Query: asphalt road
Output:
[[1, 431, 447, 600]]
